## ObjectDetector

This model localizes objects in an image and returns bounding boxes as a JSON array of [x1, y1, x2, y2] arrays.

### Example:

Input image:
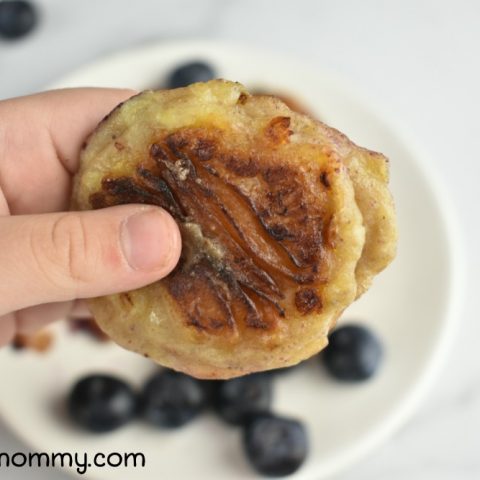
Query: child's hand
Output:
[[0, 88, 181, 345]]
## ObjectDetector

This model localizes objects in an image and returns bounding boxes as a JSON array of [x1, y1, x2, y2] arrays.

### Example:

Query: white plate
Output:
[[0, 41, 462, 480]]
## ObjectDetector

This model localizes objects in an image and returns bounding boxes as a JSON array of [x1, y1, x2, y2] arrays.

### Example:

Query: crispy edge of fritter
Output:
[[313, 123, 397, 296]]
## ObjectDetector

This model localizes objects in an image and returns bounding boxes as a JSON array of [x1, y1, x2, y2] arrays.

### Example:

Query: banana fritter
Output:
[[72, 80, 396, 379]]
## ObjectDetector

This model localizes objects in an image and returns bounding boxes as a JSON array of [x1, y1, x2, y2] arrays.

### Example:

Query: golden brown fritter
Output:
[[72, 80, 396, 379]]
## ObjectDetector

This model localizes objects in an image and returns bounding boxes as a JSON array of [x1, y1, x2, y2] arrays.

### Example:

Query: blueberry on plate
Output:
[[166, 61, 216, 88], [243, 413, 308, 477], [68, 374, 137, 433], [0, 1, 38, 40], [140, 370, 208, 428], [322, 324, 383, 381], [214, 373, 272, 425]]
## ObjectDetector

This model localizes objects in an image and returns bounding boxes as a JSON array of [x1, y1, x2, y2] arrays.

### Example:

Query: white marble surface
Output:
[[0, 0, 478, 478]]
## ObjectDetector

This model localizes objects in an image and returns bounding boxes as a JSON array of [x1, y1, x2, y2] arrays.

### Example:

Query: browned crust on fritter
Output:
[[89, 124, 337, 338]]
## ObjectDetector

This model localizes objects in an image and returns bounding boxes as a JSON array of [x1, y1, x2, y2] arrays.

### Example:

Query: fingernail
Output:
[[121, 208, 179, 272]]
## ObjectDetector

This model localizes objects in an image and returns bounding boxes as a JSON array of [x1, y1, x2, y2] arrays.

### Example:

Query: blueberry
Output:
[[322, 324, 383, 381], [243, 413, 308, 477], [140, 370, 208, 428], [214, 373, 272, 425], [166, 61, 216, 88], [67, 374, 136, 433], [0, 1, 38, 40]]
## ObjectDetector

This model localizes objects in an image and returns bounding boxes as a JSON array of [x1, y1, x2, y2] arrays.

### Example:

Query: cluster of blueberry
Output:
[[68, 324, 382, 477]]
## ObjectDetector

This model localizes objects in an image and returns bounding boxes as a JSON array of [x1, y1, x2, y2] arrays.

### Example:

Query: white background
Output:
[[0, 0, 478, 479]]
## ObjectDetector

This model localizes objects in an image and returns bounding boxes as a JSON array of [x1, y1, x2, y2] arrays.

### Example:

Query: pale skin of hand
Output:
[[0, 88, 182, 346]]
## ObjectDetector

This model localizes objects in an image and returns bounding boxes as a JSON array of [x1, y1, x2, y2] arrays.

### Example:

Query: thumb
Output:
[[0, 205, 181, 315]]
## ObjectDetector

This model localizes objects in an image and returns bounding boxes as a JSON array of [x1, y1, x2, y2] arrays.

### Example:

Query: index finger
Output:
[[0, 88, 136, 214], [34, 88, 137, 173]]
